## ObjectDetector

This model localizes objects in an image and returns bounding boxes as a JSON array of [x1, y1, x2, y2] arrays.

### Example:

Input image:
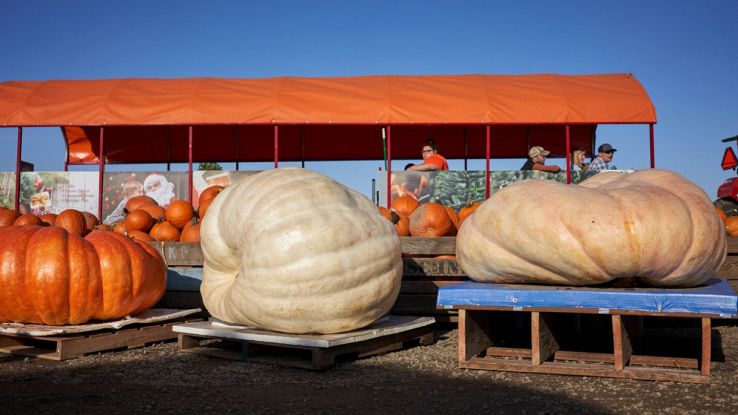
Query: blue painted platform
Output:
[[437, 278, 738, 318]]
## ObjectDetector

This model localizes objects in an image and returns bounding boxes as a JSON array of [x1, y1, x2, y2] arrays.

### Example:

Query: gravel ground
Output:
[[2, 322, 738, 415]]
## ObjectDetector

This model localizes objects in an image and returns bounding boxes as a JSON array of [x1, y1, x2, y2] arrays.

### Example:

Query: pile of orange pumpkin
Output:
[[0, 184, 223, 244], [378, 196, 481, 237], [0, 206, 102, 235], [108, 185, 224, 243]]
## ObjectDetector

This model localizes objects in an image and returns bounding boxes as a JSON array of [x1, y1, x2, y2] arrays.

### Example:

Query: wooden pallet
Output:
[[0, 319, 201, 361], [174, 315, 436, 370], [458, 309, 714, 383]]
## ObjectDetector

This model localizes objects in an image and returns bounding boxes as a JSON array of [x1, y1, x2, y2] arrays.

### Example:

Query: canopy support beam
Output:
[[485, 125, 490, 199], [463, 126, 468, 171], [301, 126, 305, 168], [274, 126, 279, 168], [98, 127, 105, 220], [566, 125, 571, 184], [14, 127, 22, 211], [188, 126, 193, 203], [233, 127, 240, 171], [650, 123, 655, 168], [386, 126, 392, 208]]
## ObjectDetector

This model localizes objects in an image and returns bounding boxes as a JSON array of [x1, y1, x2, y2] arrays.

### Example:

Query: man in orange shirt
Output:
[[407, 140, 449, 172]]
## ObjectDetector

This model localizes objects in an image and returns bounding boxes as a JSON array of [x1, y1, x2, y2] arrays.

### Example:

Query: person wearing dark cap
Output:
[[521, 146, 561, 172], [587, 143, 617, 171]]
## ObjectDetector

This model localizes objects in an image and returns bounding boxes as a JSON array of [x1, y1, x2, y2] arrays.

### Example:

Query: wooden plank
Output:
[[459, 310, 492, 362], [0, 320, 197, 360], [531, 312, 559, 366], [177, 323, 435, 370], [612, 315, 631, 370], [461, 357, 708, 383], [400, 237, 456, 255], [701, 317, 711, 376], [716, 255, 738, 280], [727, 237, 738, 253], [403, 258, 466, 277], [148, 242, 203, 266]]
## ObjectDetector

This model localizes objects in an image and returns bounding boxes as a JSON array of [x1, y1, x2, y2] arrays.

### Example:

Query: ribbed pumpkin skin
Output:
[[457, 170, 727, 287], [0, 227, 166, 325], [55, 209, 87, 236], [200, 167, 402, 334], [409, 203, 453, 237]]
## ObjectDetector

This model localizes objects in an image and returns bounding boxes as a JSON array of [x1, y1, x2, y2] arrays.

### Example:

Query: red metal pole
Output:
[[274, 125, 279, 168], [188, 126, 193, 203], [649, 123, 655, 168], [14, 127, 22, 211], [565, 125, 571, 184], [97, 127, 104, 220], [386, 126, 392, 208], [485, 126, 490, 199]]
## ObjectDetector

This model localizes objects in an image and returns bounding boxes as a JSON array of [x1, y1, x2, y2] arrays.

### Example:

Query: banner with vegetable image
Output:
[[382, 170, 604, 210]]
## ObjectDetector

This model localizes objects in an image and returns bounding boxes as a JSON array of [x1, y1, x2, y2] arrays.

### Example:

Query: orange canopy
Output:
[[0, 74, 656, 164]]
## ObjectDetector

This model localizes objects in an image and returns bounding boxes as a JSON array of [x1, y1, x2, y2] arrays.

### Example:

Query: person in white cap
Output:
[[521, 146, 561, 173], [587, 143, 617, 171]]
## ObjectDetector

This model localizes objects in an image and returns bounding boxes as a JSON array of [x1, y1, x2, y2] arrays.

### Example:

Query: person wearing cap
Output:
[[521, 146, 561, 173], [587, 143, 617, 171]]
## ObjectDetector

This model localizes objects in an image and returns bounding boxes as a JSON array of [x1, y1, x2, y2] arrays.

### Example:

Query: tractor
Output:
[[715, 134, 738, 216]]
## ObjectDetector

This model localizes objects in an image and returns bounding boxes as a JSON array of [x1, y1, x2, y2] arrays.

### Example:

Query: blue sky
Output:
[[1, 0, 737, 199]]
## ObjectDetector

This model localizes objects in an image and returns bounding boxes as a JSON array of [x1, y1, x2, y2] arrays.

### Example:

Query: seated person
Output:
[[407, 139, 449, 172], [571, 149, 589, 171], [587, 143, 617, 171], [521, 146, 561, 173]]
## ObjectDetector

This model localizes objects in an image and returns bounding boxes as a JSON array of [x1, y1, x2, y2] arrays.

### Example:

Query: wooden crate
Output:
[[173, 315, 436, 370], [0, 319, 200, 361]]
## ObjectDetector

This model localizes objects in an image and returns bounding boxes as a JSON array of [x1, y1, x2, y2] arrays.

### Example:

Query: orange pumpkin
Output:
[[725, 216, 738, 236], [94, 224, 113, 231], [40, 213, 58, 226], [198, 185, 224, 208], [377, 206, 393, 221], [395, 214, 410, 237], [127, 230, 154, 242], [14, 213, 41, 226], [179, 218, 201, 243], [409, 203, 454, 237], [716, 207, 728, 224], [137, 204, 166, 222], [165, 199, 195, 229], [55, 209, 87, 236], [112, 222, 128, 234], [150, 221, 180, 242], [198, 197, 214, 220], [81, 211, 100, 233], [0, 209, 20, 227], [124, 195, 157, 214], [458, 201, 482, 226], [390, 196, 419, 218], [443, 205, 459, 236], [124, 209, 154, 232], [0, 226, 166, 325]]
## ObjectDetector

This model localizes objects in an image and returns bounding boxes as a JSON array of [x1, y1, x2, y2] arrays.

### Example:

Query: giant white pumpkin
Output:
[[457, 169, 726, 287], [200, 168, 402, 334]]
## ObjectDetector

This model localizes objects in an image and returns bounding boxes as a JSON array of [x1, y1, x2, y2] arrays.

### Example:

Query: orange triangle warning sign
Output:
[[722, 147, 738, 170]]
